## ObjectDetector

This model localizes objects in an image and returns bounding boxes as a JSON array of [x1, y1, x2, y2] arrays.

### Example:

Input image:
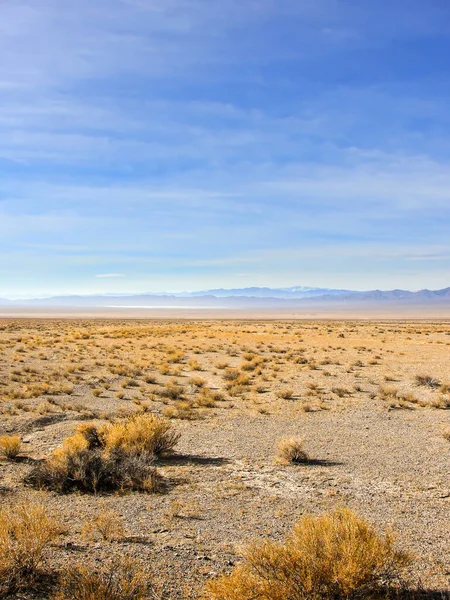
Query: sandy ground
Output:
[[0, 318, 449, 598]]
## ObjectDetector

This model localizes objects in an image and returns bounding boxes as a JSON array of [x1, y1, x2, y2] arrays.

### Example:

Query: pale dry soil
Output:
[[0, 319, 449, 598]]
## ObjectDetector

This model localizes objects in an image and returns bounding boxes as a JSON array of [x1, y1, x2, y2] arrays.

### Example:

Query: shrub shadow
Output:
[[161, 453, 231, 467]]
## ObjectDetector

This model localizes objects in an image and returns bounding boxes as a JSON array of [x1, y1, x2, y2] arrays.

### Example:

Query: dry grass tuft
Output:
[[275, 438, 309, 465], [0, 503, 63, 593], [82, 507, 126, 542], [0, 434, 22, 459], [204, 507, 411, 600]]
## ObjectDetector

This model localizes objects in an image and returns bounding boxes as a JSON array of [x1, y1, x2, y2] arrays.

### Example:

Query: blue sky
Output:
[[1, 0, 450, 296]]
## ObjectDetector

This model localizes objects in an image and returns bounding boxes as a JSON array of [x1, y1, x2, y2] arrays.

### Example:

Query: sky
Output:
[[1, 0, 450, 296]]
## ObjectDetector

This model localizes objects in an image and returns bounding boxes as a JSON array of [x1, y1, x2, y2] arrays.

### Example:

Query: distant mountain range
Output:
[[1, 286, 450, 307]]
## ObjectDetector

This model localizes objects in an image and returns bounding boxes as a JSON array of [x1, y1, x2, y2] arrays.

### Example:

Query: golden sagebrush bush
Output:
[[0, 435, 22, 459], [275, 438, 309, 465], [0, 503, 64, 593], [103, 413, 180, 457], [54, 558, 151, 600], [204, 508, 411, 600]]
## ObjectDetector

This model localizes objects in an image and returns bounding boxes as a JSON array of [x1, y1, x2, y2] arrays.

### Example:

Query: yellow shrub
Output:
[[102, 413, 180, 457], [0, 435, 22, 459], [54, 558, 150, 600], [275, 438, 309, 465], [204, 508, 411, 600], [0, 503, 63, 592]]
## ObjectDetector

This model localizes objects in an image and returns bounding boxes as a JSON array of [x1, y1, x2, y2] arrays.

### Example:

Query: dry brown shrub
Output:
[[25, 446, 163, 494], [276, 388, 294, 400], [189, 376, 206, 388], [0, 503, 64, 593], [0, 435, 22, 459], [24, 414, 176, 494], [414, 374, 440, 388], [204, 508, 411, 600], [275, 438, 309, 465], [159, 381, 184, 400], [223, 369, 240, 382]]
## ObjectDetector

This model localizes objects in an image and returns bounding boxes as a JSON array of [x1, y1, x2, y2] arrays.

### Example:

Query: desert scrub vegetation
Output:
[[0, 434, 22, 459], [276, 388, 294, 400], [54, 558, 152, 600], [82, 507, 126, 542], [204, 507, 411, 600], [275, 438, 309, 465], [162, 399, 197, 419], [414, 374, 441, 388], [0, 503, 64, 594], [25, 414, 178, 493], [102, 413, 180, 456]]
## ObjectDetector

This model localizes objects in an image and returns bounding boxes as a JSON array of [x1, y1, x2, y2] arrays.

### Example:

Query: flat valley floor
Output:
[[0, 318, 449, 598]]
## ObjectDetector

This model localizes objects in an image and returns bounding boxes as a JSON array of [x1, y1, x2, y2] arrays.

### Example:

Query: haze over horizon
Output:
[[1, 0, 450, 296]]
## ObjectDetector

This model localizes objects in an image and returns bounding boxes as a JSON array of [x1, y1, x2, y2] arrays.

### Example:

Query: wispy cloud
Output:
[[0, 0, 449, 294]]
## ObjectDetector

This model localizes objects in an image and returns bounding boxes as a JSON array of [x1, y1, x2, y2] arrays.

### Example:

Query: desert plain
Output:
[[0, 317, 449, 599]]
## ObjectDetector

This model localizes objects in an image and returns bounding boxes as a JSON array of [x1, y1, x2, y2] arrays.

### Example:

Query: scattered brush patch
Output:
[[429, 395, 450, 409], [0, 434, 22, 460], [54, 558, 152, 600], [414, 374, 441, 388], [275, 438, 309, 465], [162, 399, 197, 420], [0, 503, 64, 594], [204, 507, 411, 600], [378, 386, 417, 409], [25, 414, 178, 494], [443, 428, 450, 442]]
